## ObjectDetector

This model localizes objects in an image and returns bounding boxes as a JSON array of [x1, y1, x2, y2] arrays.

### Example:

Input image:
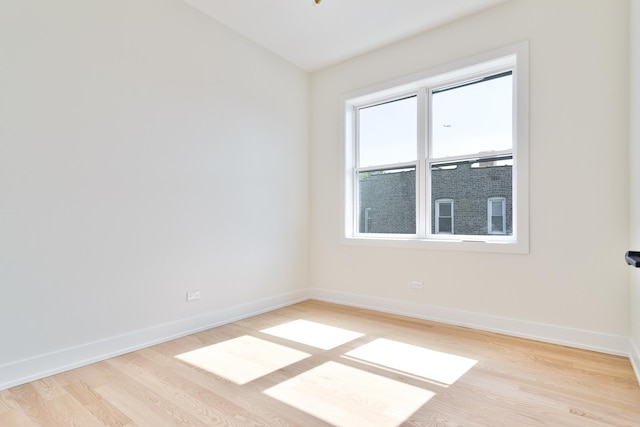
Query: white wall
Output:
[[310, 0, 630, 352], [630, 0, 640, 380], [0, 0, 309, 387]]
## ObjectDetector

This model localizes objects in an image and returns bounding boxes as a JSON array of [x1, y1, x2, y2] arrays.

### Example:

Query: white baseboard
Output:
[[309, 288, 630, 357], [0, 289, 310, 391], [631, 340, 640, 386]]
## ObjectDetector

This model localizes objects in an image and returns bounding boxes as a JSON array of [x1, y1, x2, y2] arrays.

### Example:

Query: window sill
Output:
[[341, 235, 529, 254]]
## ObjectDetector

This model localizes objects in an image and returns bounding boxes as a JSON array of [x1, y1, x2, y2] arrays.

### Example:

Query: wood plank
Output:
[[0, 409, 42, 427], [9, 383, 68, 427], [94, 384, 181, 427], [30, 377, 68, 401], [0, 388, 18, 415], [64, 381, 133, 427]]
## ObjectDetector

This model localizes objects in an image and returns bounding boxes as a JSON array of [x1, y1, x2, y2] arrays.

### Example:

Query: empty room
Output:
[[2, 0, 640, 425]]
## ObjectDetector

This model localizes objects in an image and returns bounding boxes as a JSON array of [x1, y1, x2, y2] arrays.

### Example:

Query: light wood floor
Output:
[[1, 300, 639, 426]]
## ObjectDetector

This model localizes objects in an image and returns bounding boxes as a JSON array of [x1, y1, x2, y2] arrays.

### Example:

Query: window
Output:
[[356, 96, 417, 235], [488, 197, 506, 234], [343, 43, 529, 253], [435, 199, 454, 234]]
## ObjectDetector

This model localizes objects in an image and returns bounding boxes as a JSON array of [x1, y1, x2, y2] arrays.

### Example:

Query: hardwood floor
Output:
[[1, 300, 639, 426]]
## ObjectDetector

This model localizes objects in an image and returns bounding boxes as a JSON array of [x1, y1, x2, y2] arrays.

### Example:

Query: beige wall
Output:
[[630, 0, 640, 376], [310, 0, 630, 341], [0, 0, 309, 383]]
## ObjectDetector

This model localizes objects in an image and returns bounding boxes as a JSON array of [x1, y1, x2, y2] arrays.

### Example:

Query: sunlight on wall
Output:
[[175, 336, 309, 385], [344, 338, 477, 386], [261, 319, 364, 350], [264, 361, 435, 427]]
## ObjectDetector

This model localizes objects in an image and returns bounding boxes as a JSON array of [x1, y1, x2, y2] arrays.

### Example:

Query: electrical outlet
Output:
[[186, 290, 201, 301], [410, 281, 424, 290]]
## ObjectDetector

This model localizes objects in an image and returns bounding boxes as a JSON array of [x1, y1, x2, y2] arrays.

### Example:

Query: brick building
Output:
[[358, 162, 512, 235]]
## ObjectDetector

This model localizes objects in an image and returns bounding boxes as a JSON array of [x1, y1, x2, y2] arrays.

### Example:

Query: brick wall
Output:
[[358, 169, 416, 233], [358, 164, 512, 235]]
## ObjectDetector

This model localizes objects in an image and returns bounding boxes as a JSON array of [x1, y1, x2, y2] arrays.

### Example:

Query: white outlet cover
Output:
[[410, 281, 424, 289], [187, 290, 201, 301]]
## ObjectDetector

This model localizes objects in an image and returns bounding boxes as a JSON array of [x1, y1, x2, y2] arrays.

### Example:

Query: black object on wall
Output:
[[625, 251, 640, 267]]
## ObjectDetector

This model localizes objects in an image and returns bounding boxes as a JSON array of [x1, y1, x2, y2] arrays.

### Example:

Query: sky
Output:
[[358, 74, 513, 168]]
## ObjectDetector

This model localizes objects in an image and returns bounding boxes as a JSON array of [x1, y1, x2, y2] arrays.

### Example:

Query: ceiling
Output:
[[183, 0, 510, 72]]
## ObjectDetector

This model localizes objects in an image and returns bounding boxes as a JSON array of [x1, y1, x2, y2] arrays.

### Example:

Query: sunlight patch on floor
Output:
[[261, 319, 364, 350], [175, 336, 310, 385], [344, 338, 477, 386], [264, 361, 434, 427]]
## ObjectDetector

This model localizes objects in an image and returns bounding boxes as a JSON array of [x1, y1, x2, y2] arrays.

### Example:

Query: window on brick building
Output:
[[343, 43, 529, 253], [435, 199, 454, 234], [488, 197, 506, 235]]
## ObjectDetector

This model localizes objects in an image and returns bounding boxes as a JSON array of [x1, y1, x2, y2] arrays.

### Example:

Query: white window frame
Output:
[[341, 42, 529, 254], [488, 197, 507, 235], [435, 199, 454, 234]]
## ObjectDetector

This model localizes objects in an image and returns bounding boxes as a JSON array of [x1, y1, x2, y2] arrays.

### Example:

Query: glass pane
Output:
[[431, 159, 512, 236], [439, 218, 452, 233], [358, 167, 416, 234], [492, 216, 504, 233], [439, 203, 451, 217], [358, 96, 417, 167], [432, 73, 512, 159]]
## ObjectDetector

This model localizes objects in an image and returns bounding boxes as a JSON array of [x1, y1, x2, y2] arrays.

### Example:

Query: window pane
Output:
[[439, 218, 452, 233], [432, 73, 512, 159], [439, 203, 451, 217], [491, 216, 504, 233], [358, 168, 416, 234], [358, 96, 417, 167], [431, 160, 512, 236]]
